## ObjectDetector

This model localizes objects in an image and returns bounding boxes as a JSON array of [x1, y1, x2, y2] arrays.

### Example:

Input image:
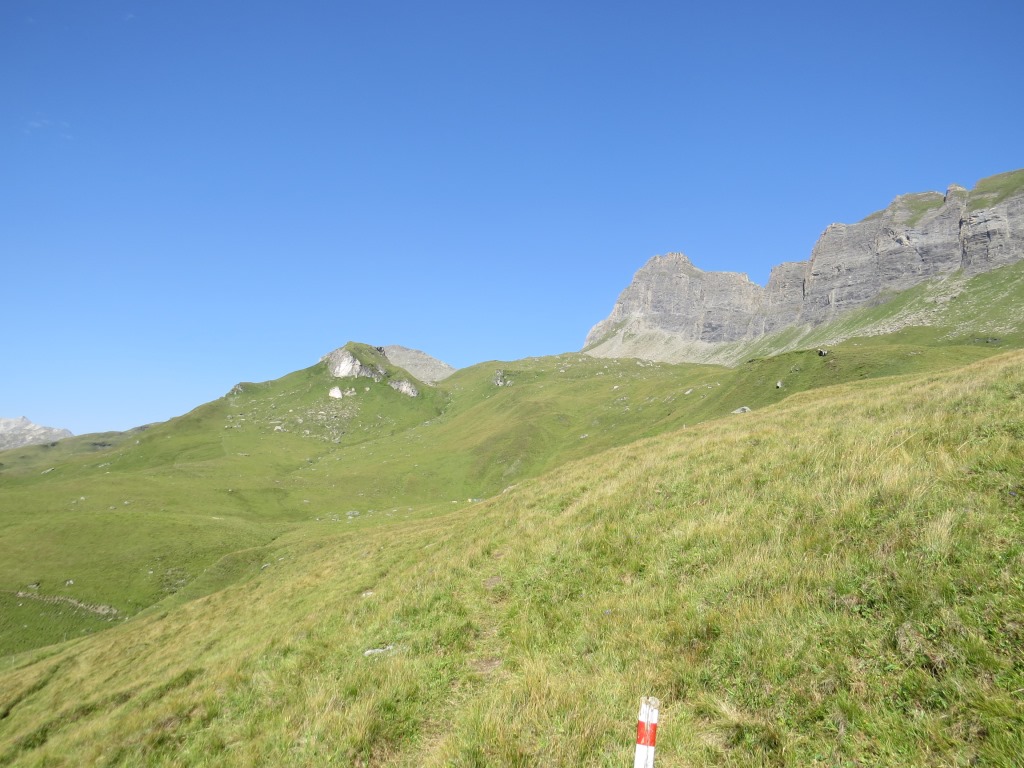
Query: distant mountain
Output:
[[381, 345, 456, 383], [0, 416, 73, 450], [585, 169, 1024, 363]]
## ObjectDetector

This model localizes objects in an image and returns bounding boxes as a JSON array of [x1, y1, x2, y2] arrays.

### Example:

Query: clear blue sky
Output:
[[3, 0, 1022, 435]]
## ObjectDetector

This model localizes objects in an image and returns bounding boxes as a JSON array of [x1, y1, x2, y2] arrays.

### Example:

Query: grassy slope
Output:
[[0, 350, 1021, 766], [968, 169, 1024, 210], [4, 322, 1017, 657], [0, 347, 448, 656]]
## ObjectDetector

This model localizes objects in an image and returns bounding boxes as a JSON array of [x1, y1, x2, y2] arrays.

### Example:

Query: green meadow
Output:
[[2, 264, 1023, 766]]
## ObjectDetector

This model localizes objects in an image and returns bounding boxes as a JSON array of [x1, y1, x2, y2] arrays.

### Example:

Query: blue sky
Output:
[[3, 0, 1022, 435]]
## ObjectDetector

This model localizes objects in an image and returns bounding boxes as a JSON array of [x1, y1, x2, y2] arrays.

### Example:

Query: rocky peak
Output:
[[584, 253, 765, 348], [0, 416, 73, 451]]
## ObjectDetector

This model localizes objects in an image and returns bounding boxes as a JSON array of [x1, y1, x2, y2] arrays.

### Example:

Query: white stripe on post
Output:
[[633, 696, 660, 768]]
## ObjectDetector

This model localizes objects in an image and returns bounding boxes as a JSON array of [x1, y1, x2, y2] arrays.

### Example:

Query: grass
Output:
[[0, 349, 1022, 765], [2, 300, 1024, 764], [3, 306, 1023, 659], [900, 192, 945, 228], [858, 170, 1021, 221], [969, 169, 1024, 211]]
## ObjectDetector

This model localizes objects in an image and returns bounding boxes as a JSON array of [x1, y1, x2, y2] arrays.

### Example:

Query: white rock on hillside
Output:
[[321, 348, 385, 381], [388, 379, 419, 397]]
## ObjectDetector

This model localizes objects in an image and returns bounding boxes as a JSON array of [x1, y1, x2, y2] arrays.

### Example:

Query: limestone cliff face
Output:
[[585, 253, 765, 346], [585, 170, 1024, 361], [788, 184, 969, 328]]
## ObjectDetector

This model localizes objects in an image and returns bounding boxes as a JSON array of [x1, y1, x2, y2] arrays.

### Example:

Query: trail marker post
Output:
[[634, 696, 659, 768]]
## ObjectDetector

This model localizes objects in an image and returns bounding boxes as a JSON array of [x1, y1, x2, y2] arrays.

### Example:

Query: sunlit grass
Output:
[[1, 350, 1021, 765]]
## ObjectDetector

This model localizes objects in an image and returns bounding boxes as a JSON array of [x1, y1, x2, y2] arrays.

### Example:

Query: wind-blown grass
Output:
[[4, 325, 1018, 658], [1, 350, 1021, 766]]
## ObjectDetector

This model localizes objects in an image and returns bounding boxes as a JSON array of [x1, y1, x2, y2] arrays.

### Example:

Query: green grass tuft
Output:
[[900, 191, 945, 228], [969, 168, 1024, 210]]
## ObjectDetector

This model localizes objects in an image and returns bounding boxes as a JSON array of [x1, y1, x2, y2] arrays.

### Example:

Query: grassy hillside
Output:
[[1, 347, 1021, 766], [969, 168, 1024, 210], [4, 326, 1017, 658]]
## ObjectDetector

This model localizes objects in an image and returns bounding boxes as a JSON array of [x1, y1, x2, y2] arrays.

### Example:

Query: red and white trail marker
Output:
[[634, 696, 660, 768]]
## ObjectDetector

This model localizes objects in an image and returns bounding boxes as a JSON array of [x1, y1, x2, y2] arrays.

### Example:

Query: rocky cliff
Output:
[[0, 416, 73, 451], [585, 169, 1024, 363]]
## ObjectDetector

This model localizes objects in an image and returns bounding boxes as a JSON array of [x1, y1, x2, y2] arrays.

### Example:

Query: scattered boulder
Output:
[[818, 349, 829, 357], [328, 386, 343, 399], [731, 406, 752, 414], [776, 380, 784, 389], [388, 379, 419, 397], [493, 369, 511, 387]]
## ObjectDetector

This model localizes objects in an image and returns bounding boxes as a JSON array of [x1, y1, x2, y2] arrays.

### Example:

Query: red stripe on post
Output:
[[636, 721, 658, 747]]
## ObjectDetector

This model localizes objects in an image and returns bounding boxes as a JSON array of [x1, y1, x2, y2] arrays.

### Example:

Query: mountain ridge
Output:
[[585, 169, 1024, 363]]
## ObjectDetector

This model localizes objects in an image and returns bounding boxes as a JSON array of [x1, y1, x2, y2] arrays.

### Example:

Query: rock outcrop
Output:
[[0, 416, 73, 451], [320, 344, 427, 398], [321, 348, 386, 382], [388, 379, 419, 397], [585, 170, 1024, 363]]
